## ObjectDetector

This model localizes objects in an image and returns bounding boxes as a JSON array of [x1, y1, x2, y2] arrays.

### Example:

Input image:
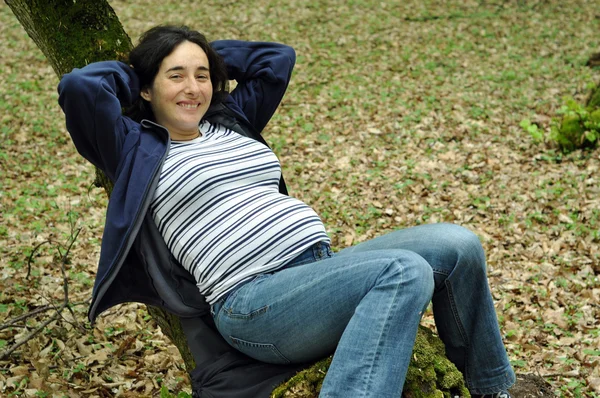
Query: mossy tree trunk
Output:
[[270, 326, 468, 398], [4, 0, 196, 373], [4, 0, 131, 76], [6, 1, 466, 395]]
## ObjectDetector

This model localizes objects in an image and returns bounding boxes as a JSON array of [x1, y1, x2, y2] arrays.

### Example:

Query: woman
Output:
[[58, 25, 515, 397]]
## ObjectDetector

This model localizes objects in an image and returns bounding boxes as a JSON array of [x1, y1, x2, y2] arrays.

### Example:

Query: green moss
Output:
[[271, 357, 331, 398], [270, 326, 468, 398], [403, 327, 469, 398], [25, 0, 132, 75]]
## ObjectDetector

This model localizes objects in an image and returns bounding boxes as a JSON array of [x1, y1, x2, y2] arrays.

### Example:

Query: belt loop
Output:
[[316, 242, 324, 258], [326, 243, 333, 257]]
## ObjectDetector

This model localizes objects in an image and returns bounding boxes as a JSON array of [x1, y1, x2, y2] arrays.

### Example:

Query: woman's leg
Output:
[[336, 223, 515, 394], [212, 246, 434, 398]]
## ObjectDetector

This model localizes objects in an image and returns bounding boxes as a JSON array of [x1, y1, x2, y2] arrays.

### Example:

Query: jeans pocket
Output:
[[225, 304, 269, 320], [229, 336, 291, 364], [222, 274, 272, 319]]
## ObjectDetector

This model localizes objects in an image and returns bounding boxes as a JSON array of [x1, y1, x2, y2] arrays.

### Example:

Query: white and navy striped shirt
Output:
[[150, 121, 330, 304]]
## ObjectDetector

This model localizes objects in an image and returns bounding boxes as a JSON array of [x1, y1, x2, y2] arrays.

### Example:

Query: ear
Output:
[[140, 86, 152, 102]]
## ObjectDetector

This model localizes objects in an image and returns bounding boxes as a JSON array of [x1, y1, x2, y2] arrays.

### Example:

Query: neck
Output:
[[170, 130, 201, 141]]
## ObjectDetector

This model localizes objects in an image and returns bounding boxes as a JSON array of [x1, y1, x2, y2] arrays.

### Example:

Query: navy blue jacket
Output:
[[58, 41, 306, 397]]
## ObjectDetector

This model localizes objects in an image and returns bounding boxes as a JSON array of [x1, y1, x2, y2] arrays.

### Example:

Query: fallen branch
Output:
[[0, 306, 65, 361], [0, 304, 53, 330], [539, 371, 581, 378], [59, 228, 84, 331], [0, 226, 83, 360], [26, 239, 61, 279]]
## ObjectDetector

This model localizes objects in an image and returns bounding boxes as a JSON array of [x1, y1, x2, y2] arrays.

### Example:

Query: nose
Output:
[[184, 78, 200, 96]]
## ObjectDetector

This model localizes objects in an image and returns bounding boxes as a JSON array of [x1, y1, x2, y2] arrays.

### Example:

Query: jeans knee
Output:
[[411, 258, 435, 304], [442, 224, 486, 272], [379, 253, 434, 306]]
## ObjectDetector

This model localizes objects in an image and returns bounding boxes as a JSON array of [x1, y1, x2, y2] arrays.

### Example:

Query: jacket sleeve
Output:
[[58, 61, 140, 180], [211, 40, 296, 133]]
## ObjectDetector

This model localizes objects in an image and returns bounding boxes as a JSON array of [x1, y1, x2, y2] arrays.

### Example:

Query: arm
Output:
[[211, 40, 296, 133], [58, 61, 140, 180]]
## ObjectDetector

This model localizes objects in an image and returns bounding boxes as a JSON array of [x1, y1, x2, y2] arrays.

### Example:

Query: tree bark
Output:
[[6, 1, 468, 395], [4, 0, 196, 374], [4, 0, 131, 76], [270, 326, 468, 398]]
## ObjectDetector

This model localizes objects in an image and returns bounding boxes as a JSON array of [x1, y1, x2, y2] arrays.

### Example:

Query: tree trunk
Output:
[[270, 326, 468, 398], [4, 0, 196, 374], [5, 1, 467, 395], [4, 0, 131, 76]]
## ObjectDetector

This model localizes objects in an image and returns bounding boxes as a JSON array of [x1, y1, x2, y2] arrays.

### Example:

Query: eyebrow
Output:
[[165, 65, 210, 73]]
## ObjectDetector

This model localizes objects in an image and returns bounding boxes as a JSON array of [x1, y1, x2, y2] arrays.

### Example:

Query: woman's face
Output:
[[141, 40, 213, 140]]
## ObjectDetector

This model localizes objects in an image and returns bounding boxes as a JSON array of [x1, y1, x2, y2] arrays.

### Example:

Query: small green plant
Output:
[[550, 96, 600, 152], [520, 119, 544, 142], [159, 385, 192, 398], [510, 359, 527, 368]]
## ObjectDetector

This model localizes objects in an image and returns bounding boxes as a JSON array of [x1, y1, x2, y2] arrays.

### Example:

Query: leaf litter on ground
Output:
[[0, 0, 599, 396]]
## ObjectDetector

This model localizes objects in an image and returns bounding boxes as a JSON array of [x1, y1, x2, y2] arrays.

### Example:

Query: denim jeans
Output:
[[211, 223, 515, 396]]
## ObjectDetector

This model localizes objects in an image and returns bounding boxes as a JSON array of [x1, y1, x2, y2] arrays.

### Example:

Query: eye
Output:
[[169, 74, 183, 80], [196, 74, 209, 81]]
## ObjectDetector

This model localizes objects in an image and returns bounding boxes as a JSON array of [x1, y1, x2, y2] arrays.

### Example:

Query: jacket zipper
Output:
[[89, 122, 171, 321]]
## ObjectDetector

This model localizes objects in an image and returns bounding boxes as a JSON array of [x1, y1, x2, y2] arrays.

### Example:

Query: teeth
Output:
[[179, 103, 198, 109]]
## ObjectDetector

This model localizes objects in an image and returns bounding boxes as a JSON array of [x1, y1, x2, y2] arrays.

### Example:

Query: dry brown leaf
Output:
[[85, 348, 111, 366]]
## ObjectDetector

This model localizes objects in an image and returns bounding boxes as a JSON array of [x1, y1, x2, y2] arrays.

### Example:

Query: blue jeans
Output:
[[211, 223, 515, 396]]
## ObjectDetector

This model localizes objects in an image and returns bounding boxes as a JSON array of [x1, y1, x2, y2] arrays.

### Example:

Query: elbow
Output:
[[283, 45, 296, 67], [58, 69, 80, 92], [57, 73, 71, 99], [275, 45, 296, 80], [57, 70, 83, 106]]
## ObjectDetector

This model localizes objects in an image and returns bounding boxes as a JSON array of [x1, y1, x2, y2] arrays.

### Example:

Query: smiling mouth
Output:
[[178, 103, 200, 109]]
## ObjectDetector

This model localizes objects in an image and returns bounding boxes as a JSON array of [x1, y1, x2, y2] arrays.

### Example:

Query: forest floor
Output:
[[0, 0, 599, 396]]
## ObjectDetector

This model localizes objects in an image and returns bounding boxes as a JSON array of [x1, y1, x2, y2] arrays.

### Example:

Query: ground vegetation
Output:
[[0, 0, 599, 396]]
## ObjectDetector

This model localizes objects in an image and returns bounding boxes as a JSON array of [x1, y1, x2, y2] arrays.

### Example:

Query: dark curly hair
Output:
[[125, 25, 228, 122]]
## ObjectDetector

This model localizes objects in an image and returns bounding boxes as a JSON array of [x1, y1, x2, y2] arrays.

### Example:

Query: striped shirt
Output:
[[150, 121, 330, 304]]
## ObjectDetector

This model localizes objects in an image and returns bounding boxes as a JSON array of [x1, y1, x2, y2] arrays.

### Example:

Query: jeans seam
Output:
[[364, 260, 403, 398], [229, 335, 291, 364], [224, 305, 269, 320], [271, 257, 385, 310], [432, 268, 450, 293], [432, 267, 449, 276], [444, 278, 471, 388]]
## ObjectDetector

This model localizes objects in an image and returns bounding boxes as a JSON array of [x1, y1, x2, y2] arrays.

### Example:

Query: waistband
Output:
[[211, 240, 332, 309]]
